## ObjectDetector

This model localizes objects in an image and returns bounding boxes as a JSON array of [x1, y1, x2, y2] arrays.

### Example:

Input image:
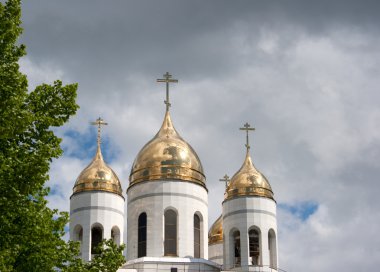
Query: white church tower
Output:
[[69, 118, 124, 261], [124, 73, 219, 271], [222, 123, 278, 271]]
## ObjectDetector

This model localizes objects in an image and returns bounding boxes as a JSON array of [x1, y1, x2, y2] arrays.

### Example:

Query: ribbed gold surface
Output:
[[208, 215, 223, 245], [225, 151, 274, 201], [129, 110, 206, 188], [72, 146, 123, 197]]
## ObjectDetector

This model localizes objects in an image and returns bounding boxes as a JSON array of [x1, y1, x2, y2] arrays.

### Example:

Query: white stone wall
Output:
[[222, 197, 278, 271], [208, 242, 223, 265], [126, 180, 208, 260], [70, 191, 125, 261], [122, 257, 221, 272]]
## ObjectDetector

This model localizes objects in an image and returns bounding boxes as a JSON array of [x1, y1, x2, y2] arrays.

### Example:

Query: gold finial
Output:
[[239, 122, 255, 150], [157, 72, 178, 111], [219, 174, 230, 188], [91, 117, 108, 147]]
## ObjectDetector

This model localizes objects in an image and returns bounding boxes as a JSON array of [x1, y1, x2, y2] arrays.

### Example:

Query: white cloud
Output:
[[19, 57, 67, 91]]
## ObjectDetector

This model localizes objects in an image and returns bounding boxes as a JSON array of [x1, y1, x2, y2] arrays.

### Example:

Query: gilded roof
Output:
[[128, 110, 206, 189], [225, 150, 274, 201], [72, 146, 123, 197], [208, 215, 223, 245]]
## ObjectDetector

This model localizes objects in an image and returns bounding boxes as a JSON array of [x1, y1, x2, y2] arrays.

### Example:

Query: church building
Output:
[[69, 73, 279, 272]]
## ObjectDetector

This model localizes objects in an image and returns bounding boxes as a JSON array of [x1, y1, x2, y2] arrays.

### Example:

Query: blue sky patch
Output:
[[63, 129, 118, 163], [278, 201, 318, 221], [49, 184, 65, 199]]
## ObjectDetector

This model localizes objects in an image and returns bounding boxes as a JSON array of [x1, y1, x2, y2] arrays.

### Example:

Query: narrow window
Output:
[[138, 213, 147, 257], [194, 214, 200, 258], [111, 226, 121, 245], [249, 229, 260, 265], [268, 229, 277, 269], [78, 228, 83, 242], [91, 226, 103, 255], [74, 225, 83, 243], [164, 210, 177, 256], [233, 230, 241, 266]]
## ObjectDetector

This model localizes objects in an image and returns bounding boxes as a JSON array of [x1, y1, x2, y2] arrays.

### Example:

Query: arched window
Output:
[[268, 229, 277, 269], [164, 209, 177, 256], [249, 229, 260, 265], [138, 212, 147, 258], [111, 226, 121, 245], [91, 225, 103, 255], [233, 230, 241, 266], [78, 228, 83, 242], [73, 225, 83, 243], [194, 214, 200, 258]]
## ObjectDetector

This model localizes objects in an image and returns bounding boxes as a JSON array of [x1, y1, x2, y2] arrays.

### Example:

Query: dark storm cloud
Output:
[[20, 0, 380, 83]]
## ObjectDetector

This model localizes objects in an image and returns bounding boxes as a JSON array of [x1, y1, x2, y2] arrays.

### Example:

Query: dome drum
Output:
[[129, 165, 206, 187], [224, 186, 274, 200], [72, 180, 123, 196]]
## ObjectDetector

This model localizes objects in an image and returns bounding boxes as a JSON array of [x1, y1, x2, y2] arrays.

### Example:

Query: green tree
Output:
[[84, 240, 126, 272], [63, 240, 126, 272], [87, 240, 126, 272], [0, 1, 125, 271]]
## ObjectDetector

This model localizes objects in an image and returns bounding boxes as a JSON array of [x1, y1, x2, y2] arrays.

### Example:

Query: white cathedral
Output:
[[69, 73, 279, 272]]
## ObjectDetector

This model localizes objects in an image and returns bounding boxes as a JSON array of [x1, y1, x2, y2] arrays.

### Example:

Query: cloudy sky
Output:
[[19, 1, 380, 271]]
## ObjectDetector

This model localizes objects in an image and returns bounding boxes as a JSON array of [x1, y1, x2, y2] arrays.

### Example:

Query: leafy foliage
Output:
[[63, 240, 126, 272], [0, 1, 125, 271]]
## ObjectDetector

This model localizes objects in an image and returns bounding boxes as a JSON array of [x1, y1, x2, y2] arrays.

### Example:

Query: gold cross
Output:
[[219, 174, 230, 188], [157, 72, 178, 111], [91, 117, 108, 147], [239, 122, 255, 150]]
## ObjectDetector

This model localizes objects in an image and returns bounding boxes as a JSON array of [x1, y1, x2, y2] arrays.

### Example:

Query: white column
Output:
[[261, 229, 269, 267], [240, 229, 249, 267], [83, 228, 91, 261]]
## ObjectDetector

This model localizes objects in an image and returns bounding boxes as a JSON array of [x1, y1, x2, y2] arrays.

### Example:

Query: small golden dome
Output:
[[208, 215, 223, 245], [72, 146, 123, 197], [225, 150, 274, 201], [129, 110, 206, 189]]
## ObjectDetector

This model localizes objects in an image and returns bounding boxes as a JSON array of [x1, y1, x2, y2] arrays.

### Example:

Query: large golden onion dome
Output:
[[225, 150, 274, 201], [72, 118, 123, 197], [129, 110, 206, 189], [208, 215, 223, 245]]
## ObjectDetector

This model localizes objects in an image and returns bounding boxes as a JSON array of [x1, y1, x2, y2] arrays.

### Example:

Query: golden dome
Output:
[[225, 150, 274, 201], [129, 110, 206, 189], [208, 215, 223, 245], [72, 145, 123, 197]]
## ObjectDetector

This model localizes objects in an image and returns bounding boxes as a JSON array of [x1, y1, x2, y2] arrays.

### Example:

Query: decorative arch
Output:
[[138, 212, 147, 258], [268, 229, 277, 269], [111, 226, 121, 245], [164, 209, 178, 256], [91, 223, 103, 255], [248, 226, 262, 266]]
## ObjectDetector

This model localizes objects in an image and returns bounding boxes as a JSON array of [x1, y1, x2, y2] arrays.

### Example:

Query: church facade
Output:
[[69, 73, 279, 272]]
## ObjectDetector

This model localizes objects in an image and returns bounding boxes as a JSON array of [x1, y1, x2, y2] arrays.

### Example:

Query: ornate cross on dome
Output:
[[91, 117, 108, 147], [219, 174, 230, 188], [239, 122, 255, 150], [157, 72, 178, 111]]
